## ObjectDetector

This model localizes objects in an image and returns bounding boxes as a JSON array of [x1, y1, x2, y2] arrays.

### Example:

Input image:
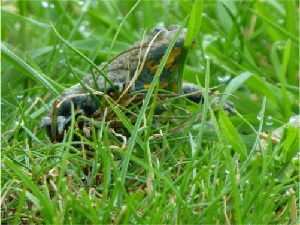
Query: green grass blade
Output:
[[195, 59, 210, 149], [219, 106, 247, 161], [251, 9, 299, 44], [185, 0, 203, 47], [50, 22, 119, 95], [241, 96, 267, 172], [1, 9, 51, 28], [279, 39, 292, 119], [12, 185, 27, 225], [1, 44, 64, 96], [52, 104, 75, 212], [4, 158, 55, 223], [221, 71, 252, 104], [117, 17, 188, 207], [283, 125, 299, 163], [177, 0, 203, 94]]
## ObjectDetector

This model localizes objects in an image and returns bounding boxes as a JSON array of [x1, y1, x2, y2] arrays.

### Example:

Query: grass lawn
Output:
[[1, 0, 299, 224]]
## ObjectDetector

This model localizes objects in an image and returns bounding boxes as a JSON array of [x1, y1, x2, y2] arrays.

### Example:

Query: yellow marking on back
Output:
[[146, 60, 155, 70], [144, 83, 151, 89], [163, 47, 182, 70], [172, 83, 178, 93], [169, 64, 179, 72], [144, 82, 170, 90], [70, 105, 81, 113], [159, 82, 169, 89], [146, 47, 183, 75]]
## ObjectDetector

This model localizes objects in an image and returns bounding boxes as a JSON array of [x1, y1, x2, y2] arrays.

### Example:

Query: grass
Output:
[[1, 0, 299, 224]]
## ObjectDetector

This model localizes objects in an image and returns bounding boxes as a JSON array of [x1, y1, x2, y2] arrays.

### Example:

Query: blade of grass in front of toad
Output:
[[117, 17, 189, 210], [177, 0, 203, 94]]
